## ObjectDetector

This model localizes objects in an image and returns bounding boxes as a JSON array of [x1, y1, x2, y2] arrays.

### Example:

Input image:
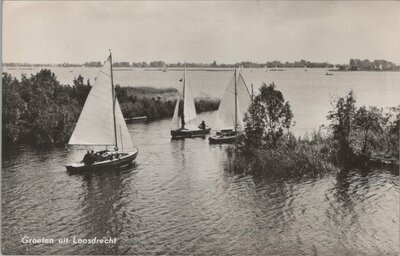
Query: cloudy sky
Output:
[[3, 1, 400, 64]]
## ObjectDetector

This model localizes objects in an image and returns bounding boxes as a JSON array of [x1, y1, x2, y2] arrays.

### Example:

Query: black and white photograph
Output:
[[1, 1, 399, 255]]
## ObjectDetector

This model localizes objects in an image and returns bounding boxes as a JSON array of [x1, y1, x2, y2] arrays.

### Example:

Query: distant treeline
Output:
[[4, 58, 399, 70], [345, 59, 399, 71], [2, 70, 219, 146]]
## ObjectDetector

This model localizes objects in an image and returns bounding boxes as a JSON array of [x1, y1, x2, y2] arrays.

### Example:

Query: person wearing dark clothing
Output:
[[83, 151, 95, 165], [199, 120, 206, 129], [181, 114, 185, 129]]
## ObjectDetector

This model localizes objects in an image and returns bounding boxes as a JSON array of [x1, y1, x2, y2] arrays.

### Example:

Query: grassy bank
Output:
[[2, 70, 219, 146], [115, 86, 219, 121], [226, 131, 338, 178]]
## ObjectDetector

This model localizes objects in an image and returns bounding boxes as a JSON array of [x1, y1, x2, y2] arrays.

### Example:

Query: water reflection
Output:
[[73, 167, 133, 254]]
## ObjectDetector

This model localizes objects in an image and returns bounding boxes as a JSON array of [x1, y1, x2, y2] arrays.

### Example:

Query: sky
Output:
[[3, 1, 400, 64]]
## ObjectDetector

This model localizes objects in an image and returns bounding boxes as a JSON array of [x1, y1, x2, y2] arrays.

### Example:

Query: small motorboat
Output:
[[124, 116, 147, 123]]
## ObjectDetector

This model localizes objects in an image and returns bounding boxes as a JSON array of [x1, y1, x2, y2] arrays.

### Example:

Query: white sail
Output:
[[236, 73, 252, 131], [69, 57, 115, 145], [183, 77, 197, 124], [69, 56, 133, 149], [171, 96, 181, 129], [214, 74, 236, 130], [214, 72, 251, 131], [115, 99, 134, 150]]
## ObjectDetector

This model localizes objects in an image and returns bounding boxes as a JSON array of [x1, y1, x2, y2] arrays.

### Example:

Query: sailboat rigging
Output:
[[66, 52, 138, 172]]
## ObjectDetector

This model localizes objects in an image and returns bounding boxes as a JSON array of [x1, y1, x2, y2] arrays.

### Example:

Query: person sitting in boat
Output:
[[199, 120, 206, 130], [181, 115, 185, 130], [93, 151, 103, 161], [82, 150, 95, 165]]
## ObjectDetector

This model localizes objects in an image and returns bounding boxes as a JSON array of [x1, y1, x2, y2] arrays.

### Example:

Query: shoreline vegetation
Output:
[[3, 58, 399, 71], [227, 83, 399, 176], [2, 69, 219, 146]]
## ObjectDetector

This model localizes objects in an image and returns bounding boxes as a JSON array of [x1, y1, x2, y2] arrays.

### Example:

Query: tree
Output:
[[380, 105, 400, 158], [327, 91, 356, 165], [2, 73, 25, 144], [243, 82, 293, 149], [349, 59, 357, 70], [353, 106, 386, 153], [72, 75, 91, 106]]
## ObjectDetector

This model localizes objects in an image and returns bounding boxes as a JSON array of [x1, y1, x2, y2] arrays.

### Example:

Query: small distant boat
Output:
[[170, 65, 211, 139], [325, 66, 333, 75], [304, 65, 308, 71], [124, 116, 147, 123], [209, 68, 252, 144], [162, 63, 167, 72], [66, 52, 138, 172]]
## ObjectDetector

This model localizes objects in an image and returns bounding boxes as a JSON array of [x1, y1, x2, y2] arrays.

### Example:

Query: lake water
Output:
[[4, 67, 400, 136], [2, 68, 399, 255]]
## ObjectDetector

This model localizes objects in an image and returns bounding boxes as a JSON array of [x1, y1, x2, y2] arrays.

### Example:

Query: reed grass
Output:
[[226, 132, 338, 178]]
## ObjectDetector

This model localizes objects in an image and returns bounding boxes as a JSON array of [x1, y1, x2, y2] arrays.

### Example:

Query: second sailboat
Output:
[[170, 66, 211, 139]]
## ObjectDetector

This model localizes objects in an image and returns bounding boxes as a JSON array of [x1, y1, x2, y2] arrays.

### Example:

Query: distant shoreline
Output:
[[4, 58, 399, 71], [3, 66, 400, 72]]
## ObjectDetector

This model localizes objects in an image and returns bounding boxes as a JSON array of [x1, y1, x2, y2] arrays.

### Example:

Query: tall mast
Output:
[[110, 51, 118, 149], [234, 67, 237, 134], [181, 63, 186, 129], [251, 83, 254, 101]]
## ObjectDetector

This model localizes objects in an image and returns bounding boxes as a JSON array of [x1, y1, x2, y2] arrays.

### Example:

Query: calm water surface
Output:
[[2, 111, 399, 255]]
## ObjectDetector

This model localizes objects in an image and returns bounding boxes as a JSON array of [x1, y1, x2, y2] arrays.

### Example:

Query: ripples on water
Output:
[[2, 112, 399, 255]]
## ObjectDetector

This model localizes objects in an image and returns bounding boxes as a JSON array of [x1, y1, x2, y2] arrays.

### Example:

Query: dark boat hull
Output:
[[66, 150, 138, 172], [171, 127, 211, 139], [124, 116, 147, 124]]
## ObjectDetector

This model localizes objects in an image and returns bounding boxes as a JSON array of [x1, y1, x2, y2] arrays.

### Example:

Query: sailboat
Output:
[[170, 66, 211, 139], [304, 65, 308, 71], [209, 68, 252, 144], [162, 63, 167, 72], [325, 66, 333, 75], [66, 53, 138, 172]]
